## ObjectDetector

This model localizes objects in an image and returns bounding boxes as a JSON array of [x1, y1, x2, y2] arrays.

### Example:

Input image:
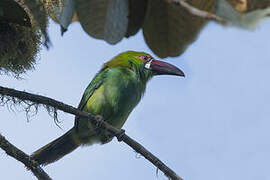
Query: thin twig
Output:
[[168, 0, 227, 24], [0, 86, 183, 180], [0, 134, 52, 180]]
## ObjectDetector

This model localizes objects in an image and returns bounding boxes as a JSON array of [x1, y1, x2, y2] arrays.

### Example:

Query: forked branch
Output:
[[0, 134, 52, 180], [0, 86, 183, 180]]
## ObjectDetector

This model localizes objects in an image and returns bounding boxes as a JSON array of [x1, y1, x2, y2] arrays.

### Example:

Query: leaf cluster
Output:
[[1, 0, 270, 76], [50, 0, 214, 58]]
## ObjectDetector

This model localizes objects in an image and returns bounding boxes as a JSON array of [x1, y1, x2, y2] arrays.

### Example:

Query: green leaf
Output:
[[58, 0, 75, 35], [45, 0, 75, 35], [76, 0, 129, 44], [143, 0, 214, 58], [125, 0, 147, 38]]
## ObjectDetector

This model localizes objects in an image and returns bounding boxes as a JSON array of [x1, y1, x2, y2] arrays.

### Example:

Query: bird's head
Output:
[[104, 51, 185, 82]]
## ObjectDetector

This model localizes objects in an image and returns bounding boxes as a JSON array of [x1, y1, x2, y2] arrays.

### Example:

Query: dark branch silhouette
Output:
[[0, 134, 52, 180], [0, 86, 183, 180]]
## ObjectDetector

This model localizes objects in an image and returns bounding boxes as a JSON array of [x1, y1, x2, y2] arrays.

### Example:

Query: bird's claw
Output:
[[94, 115, 104, 128], [116, 129, 125, 142]]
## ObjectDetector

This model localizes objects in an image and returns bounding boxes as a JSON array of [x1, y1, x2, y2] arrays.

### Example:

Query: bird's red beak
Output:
[[148, 59, 185, 77]]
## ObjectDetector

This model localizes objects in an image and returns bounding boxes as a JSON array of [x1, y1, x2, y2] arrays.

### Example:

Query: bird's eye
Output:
[[140, 55, 149, 62]]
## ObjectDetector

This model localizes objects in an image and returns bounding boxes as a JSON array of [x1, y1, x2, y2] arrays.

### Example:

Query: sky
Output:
[[1, 17, 270, 180]]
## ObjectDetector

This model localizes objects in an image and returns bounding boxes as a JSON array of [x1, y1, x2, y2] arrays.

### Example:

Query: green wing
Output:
[[75, 68, 108, 131], [77, 68, 108, 110]]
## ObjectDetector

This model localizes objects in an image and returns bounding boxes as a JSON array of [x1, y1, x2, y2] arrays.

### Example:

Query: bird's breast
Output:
[[102, 71, 144, 128], [77, 68, 145, 145], [84, 69, 145, 129]]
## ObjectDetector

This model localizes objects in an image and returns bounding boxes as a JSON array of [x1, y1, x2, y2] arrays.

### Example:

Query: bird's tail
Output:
[[31, 128, 80, 166]]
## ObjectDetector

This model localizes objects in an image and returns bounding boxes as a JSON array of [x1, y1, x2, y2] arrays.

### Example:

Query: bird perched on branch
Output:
[[31, 51, 185, 166]]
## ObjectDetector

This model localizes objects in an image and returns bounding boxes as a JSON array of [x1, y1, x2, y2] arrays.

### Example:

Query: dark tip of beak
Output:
[[151, 60, 185, 77]]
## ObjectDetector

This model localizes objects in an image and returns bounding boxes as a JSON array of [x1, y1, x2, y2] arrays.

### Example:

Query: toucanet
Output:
[[31, 51, 185, 165]]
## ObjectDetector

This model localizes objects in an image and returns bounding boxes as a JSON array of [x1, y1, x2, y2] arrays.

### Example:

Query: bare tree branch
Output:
[[168, 0, 227, 24], [0, 86, 183, 180], [0, 134, 52, 180]]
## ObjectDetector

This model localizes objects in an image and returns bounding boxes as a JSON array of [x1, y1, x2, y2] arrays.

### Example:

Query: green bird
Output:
[[31, 51, 184, 166]]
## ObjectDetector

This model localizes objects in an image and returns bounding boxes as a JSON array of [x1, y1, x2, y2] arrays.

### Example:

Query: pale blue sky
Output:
[[1, 19, 270, 180]]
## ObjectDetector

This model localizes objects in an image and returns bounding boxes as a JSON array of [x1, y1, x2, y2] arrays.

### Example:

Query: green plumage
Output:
[[31, 51, 184, 166]]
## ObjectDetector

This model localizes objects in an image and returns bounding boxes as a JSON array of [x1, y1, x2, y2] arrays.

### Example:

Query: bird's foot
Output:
[[116, 129, 125, 142], [94, 115, 104, 128]]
